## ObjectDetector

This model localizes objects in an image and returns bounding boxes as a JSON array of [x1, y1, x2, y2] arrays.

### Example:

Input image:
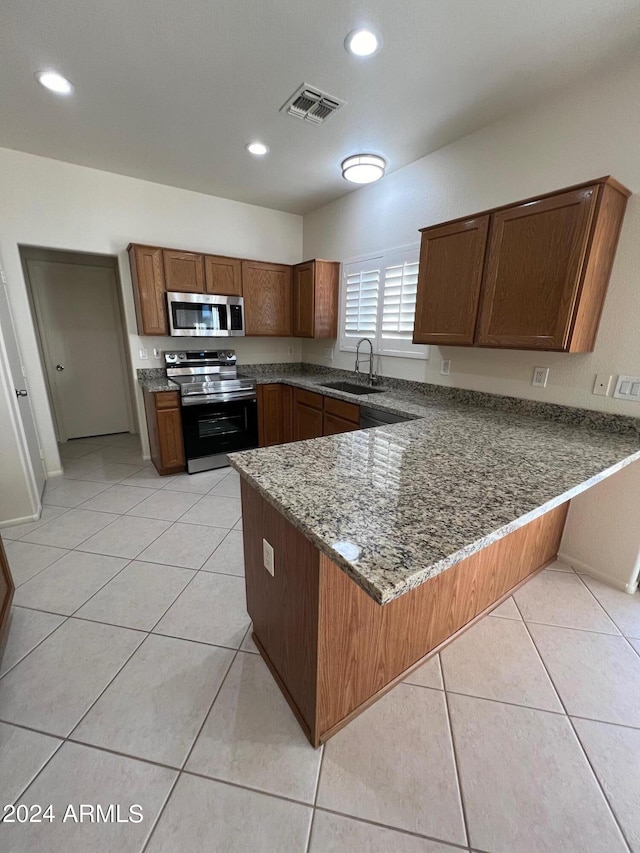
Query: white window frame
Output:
[[339, 243, 429, 360]]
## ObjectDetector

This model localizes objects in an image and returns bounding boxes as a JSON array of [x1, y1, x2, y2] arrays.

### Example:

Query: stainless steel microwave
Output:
[[166, 292, 245, 337]]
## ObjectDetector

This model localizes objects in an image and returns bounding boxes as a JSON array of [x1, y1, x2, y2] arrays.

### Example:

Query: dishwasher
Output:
[[359, 406, 413, 429]]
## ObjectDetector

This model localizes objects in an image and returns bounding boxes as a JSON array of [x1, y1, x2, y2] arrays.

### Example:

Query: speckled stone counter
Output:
[[230, 402, 640, 604], [137, 369, 179, 393]]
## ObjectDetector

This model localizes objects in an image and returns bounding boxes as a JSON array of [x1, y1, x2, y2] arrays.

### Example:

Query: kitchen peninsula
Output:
[[230, 385, 640, 747]]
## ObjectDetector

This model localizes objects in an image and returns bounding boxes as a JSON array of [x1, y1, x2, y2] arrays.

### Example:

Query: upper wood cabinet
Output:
[[163, 250, 205, 293], [205, 255, 242, 296], [243, 261, 292, 336], [413, 217, 489, 346], [292, 260, 340, 338], [413, 177, 630, 352], [128, 245, 168, 336]]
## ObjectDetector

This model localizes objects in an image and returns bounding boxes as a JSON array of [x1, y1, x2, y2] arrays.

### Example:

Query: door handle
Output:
[[56, 364, 65, 371], [15, 389, 28, 397]]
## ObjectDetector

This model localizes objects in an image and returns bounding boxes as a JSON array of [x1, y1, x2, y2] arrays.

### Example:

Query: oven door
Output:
[[181, 397, 258, 471]]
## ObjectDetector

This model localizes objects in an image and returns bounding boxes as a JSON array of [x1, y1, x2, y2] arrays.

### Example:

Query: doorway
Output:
[[20, 248, 136, 443]]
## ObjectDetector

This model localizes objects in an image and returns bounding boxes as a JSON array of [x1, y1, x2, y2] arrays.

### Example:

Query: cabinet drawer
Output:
[[294, 388, 323, 411], [323, 396, 359, 423], [154, 391, 180, 410]]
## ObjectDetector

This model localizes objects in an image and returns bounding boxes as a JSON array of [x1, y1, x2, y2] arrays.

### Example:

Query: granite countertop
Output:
[[139, 377, 179, 393], [229, 378, 640, 605]]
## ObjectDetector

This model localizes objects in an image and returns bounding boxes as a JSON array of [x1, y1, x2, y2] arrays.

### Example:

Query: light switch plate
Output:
[[440, 359, 451, 376], [593, 374, 612, 396], [613, 375, 640, 402], [262, 538, 275, 576], [139, 348, 148, 360], [532, 367, 549, 388]]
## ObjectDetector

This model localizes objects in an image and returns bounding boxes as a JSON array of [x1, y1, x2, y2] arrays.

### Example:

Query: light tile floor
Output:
[[1, 433, 640, 851]]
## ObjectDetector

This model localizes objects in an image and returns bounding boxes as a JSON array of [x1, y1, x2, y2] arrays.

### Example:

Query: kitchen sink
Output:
[[320, 381, 384, 395]]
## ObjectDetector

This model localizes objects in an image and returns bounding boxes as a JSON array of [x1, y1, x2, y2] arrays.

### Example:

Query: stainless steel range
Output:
[[164, 350, 258, 474]]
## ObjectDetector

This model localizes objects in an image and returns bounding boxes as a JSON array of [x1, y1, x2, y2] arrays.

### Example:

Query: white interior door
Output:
[[27, 259, 132, 440], [0, 278, 46, 499]]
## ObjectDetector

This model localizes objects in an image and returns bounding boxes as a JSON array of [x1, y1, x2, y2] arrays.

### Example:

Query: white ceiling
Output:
[[2, 0, 639, 214]]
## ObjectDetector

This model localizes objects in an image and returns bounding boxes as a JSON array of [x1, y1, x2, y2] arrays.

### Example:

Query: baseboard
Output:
[[557, 551, 637, 594], [46, 468, 64, 479], [0, 511, 39, 529]]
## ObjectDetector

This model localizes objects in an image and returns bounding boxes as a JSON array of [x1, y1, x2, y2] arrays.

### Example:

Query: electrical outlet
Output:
[[262, 538, 275, 576], [153, 348, 162, 358], [532, 367, 549, 388], [139, 348, 148, 360], [440, 359, 451, 376], [593, 374, 612, 396], [323, 347, 334, 359], [613, 375, 640, 402], [287, 346, 294, 356]]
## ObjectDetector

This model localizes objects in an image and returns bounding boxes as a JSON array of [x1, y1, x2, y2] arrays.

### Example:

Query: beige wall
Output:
[[302, 58, 640, 420], [0, 360, 35, 524], [0, 148, 303, 473], [559, 461, 640, 592]]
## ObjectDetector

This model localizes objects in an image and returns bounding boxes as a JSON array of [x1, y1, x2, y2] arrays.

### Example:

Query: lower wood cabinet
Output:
[[0, 536, 15, 662], [258, 384, 292, 447], [143, 389, 185, 475], [293, 389, 324, 441], [289, 387, 360, 442]]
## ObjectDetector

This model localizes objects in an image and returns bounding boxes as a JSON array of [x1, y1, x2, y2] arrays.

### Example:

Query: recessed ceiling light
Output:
[[341, 154, 386, 184], [35, 71, 74, 95], [345, 28, 381, 57], [246, 142, 269, 156]]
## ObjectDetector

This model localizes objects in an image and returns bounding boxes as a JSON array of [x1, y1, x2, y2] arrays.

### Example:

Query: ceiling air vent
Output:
[[280, 83, 345, 125]]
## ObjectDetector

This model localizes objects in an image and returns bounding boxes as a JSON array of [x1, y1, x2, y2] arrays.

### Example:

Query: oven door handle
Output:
[[181, 391, 257, 406]]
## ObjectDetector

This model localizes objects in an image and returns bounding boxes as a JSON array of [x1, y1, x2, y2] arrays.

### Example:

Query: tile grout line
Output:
[[572, 571, 640, 657], [304, 734, 326, 853], [313, 805, 472, 851], [440, 663, 473, 851], [139, 627, 246, 853], [513, 597, 635, 853]]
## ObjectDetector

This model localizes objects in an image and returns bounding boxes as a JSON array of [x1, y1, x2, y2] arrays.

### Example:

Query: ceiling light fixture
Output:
[[341, 154, 386, 184], [246, 142, 269, 156], [35, 71, 74, 95], [344, 28, 381, 57]]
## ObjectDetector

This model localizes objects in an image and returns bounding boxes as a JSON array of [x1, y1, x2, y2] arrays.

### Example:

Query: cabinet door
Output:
[[293, 263, 315, 337], [293, 400, 323, 441], [323, 412, 360, 436], [476, 187, 597, 350], [314, 260, 340, 339], [243, 261, 292, 336], [413, 217, 489, 346], [0, 536, 15, 660], [163, 250, 205, 293], [205, 255, 242, 296], [258, 384, 292, 447], [157, 408, 186, 470], [129, 245, 168, 335]]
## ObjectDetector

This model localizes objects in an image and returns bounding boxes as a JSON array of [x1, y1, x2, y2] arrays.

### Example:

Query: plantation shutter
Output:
[[343, 258, 382, 340]]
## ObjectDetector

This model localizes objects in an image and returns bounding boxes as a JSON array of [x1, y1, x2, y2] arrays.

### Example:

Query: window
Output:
[[340, 245, 428, 359]]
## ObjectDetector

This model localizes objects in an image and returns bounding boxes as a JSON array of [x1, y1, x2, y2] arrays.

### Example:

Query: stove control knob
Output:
[[178, 353, 186, 361], [165, 353, 177, 362]]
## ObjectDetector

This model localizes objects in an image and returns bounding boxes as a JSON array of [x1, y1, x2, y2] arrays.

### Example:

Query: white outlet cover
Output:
[[262, 538, 274, 576], [532, 367, 549, 388], [139, 348, 148, 360], [323, 347, 334, 359], [440, 359, 451, 376], [592, 374, 612, 396]]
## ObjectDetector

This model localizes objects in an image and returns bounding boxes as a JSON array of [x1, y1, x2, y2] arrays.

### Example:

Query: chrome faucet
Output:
[[355, 337, 376, 385]]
